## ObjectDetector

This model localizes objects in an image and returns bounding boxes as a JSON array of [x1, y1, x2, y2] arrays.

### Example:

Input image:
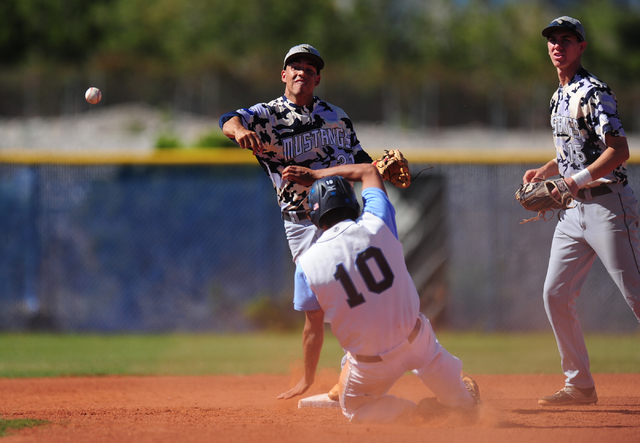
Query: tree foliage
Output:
[[2, 0, 640, 126], [0, 0, 110, 64]]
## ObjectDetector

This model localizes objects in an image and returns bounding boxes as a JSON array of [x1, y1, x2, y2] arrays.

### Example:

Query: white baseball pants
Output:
[[337, 314, 475, 423], [283, 219, 321, 263], [543, 183, 640, 389]]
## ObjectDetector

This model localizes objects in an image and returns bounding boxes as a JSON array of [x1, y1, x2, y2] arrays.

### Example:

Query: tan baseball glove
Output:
[[373, 149, 411, 188], [515, 178, 574, 223]]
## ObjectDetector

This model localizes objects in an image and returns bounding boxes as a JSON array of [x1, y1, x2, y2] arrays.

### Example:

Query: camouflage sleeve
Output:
[[351, 130, 372, 163], [583, 86, 626, 141], [355, 149, 373, 164], [218, 111, 242, 130], [219, 103, 269, 130]]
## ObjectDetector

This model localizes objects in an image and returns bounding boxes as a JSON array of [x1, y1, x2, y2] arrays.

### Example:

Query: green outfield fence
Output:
[[1, 148, 639, 333]]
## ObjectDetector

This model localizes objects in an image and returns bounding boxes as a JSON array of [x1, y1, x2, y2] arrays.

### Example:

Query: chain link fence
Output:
[[0, 163, 293, 332], [1, 159, 638, 333]]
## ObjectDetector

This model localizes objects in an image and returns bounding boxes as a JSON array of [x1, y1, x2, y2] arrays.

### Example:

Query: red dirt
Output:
[[1, 373, 639, 442]]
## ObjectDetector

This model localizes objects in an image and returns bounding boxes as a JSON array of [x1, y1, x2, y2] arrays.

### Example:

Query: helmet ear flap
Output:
[[308, 185, 319, 227]]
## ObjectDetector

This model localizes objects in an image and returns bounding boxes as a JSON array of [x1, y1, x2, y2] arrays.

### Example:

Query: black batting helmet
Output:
[[308, 175, 360, 228]]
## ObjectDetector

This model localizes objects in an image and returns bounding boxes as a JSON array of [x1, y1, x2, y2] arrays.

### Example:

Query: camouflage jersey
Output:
[[219, 95, 371, 213], [550, 67, 627, 185]]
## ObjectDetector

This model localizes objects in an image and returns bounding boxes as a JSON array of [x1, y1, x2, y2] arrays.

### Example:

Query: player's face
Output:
[[547, 30, 586, 71], [281, 58, 321, 106]]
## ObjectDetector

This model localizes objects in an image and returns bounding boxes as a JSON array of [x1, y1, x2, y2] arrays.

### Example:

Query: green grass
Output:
[[0, 330, 637, 378], [435, 331, 640, 374], [0, 419, 47, 437]]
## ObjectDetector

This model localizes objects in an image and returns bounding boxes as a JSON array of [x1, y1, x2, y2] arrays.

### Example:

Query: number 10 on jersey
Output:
[[333, 246, 394, 308]]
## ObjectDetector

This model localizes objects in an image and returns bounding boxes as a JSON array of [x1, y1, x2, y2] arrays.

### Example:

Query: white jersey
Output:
[[296, 188, 419, 357], [550, 67, 627, 186]]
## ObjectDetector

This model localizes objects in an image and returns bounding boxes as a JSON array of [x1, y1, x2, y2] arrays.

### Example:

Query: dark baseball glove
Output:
[[515, 178, 574, 224], [374, 149, 411, 188]]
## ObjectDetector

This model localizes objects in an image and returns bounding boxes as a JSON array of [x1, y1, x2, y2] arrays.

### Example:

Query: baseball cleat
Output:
[[538, 386, 598, 406], [461, 371, 481, 405], [327, 383, 340, 402]]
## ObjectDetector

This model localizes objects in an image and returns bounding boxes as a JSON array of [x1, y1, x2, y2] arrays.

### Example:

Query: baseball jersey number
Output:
[[334, 246, 395, 308], [569, 142, 587, 164]]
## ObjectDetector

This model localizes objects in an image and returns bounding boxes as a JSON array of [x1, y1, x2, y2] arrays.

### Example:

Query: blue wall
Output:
[[0, 164, 292, 332]]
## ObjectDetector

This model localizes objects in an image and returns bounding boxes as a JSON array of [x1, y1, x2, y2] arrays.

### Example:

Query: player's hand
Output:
[[523, 169, 543, 184], [277, 378, 313, 400], [234, 128, 264, 155], [282, 166, 316, 186]]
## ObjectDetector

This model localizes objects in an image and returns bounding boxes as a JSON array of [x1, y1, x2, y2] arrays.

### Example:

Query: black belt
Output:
[[577, 180, 627, 199], [281, 210, 310, 222], [355, 318, 422, 363]]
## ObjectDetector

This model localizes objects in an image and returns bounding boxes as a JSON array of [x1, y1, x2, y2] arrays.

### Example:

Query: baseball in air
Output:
[[85, 87, 102, 104]]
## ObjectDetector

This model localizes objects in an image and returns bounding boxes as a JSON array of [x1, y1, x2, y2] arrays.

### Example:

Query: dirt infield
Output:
[[1, 372, 639, 442]]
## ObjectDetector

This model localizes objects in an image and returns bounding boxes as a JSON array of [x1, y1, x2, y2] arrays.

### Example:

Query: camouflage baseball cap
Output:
[[542, 16, 586, 42], [283, 44, 324, 71]]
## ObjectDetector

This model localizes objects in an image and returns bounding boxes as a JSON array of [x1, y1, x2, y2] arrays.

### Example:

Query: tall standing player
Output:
[[277, 163, 480, 422], [219, 44, 374, 401], [522, 16, 640, 406]]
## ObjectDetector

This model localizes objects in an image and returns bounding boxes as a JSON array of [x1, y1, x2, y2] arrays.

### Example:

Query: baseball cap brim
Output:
[[542, 26, 584, 41], [284, 54, 324, 71], [541, 17, 586, 42], [283, 44, 325, 71]]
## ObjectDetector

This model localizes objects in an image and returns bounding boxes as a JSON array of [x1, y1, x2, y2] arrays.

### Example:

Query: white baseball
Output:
[[85, 87, 102, 104]]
